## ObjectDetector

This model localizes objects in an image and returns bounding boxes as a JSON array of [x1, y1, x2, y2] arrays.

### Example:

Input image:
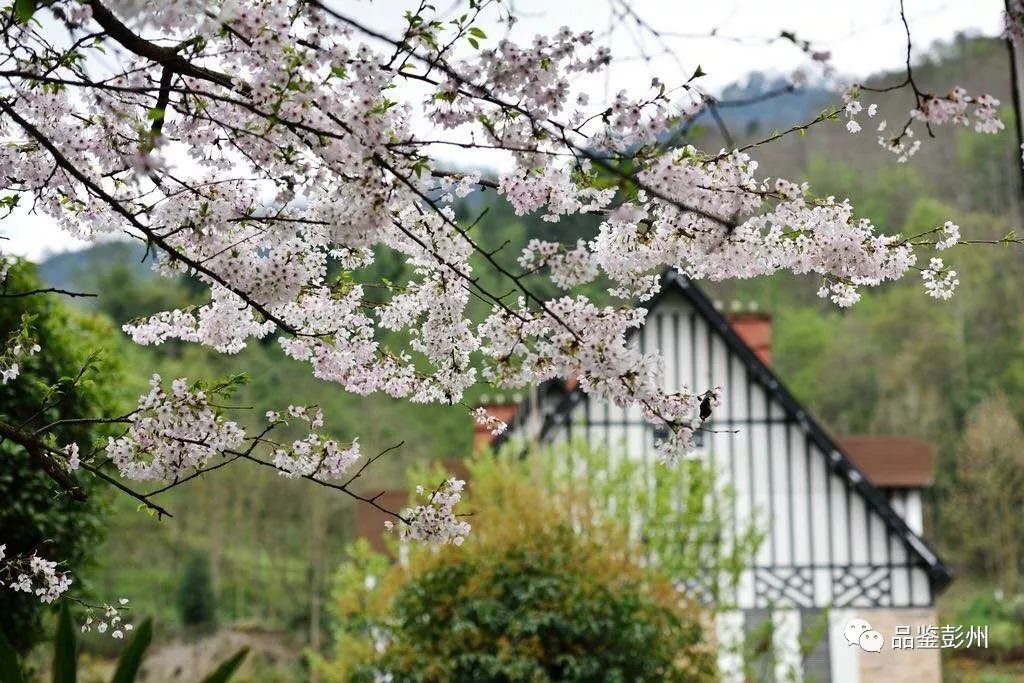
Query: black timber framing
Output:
[[490, 269, 952, 596]]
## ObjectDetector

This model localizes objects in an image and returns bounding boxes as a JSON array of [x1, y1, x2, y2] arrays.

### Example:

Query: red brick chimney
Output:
[[727, 311, 772, 366], [472, 397, 519, 452]]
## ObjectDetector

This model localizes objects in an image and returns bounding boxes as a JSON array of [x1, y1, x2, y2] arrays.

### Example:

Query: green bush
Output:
[[318, 456, 717, 682], [179, 550, 218, 631], [954, 590, 1024, 661]]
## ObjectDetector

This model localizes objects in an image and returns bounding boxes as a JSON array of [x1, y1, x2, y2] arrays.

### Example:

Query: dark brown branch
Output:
[[1005, 0, 1024, 204], [150, 65, 174, 138], [86, 0, 235, 89], [0, 418, 85, 500], [237, 450, 411, 524], [79, 462, 173, 518], [0, 287, 96, 298]]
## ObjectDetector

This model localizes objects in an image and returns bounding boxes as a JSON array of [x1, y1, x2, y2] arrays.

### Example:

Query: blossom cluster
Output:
[[472, 406, 508, 436], [844, 86, 1003, 162], [80, 600, 134, 640], [935, 221, 961, 251], [386, 478, 471, 546], [652, 387, 722, 465], [0, 0, 999, 543], [0, 318, 40, 384], [921, 257, 959, 300], [911, 89, 1003, 134], [269, 405, 362, 479], [0, 547, 133, 636], [0, 546, 71, 604], [518, 238, 599, 289], [105, 375, 246, 481], [62, 442, 81, 472]]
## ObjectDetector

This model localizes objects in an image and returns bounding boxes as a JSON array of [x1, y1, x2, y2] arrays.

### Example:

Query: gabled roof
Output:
[[494, 270, 952, 592]]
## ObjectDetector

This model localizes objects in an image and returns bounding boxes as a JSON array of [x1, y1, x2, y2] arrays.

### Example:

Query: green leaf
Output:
[[110, 619, 152, 683], [199, 648, 249, 683], [145, 108, 165, 122], [468, 27, 486, 39], [53, 602, 77, 683], [690, 65, 706, 80], [0, 629, 24, 683], [13, 0, 36, 23], [467, 37, 479, 50]]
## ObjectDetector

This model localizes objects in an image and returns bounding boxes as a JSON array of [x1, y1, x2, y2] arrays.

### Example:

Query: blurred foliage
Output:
[[952, 589, 1024, 662], [317, 454, 717, 682], [0, 601, 248, 683], [515, 440, 762, 608], [0, 261, 130, 653], [949, 396, 1024, 596], [180, 550, 218, 631]]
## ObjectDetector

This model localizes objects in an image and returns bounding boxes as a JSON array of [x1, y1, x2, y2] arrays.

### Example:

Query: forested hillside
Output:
[[35, 32, 1024, 676]]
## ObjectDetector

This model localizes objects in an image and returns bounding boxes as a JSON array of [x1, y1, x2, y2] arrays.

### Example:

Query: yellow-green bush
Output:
[[317, 455, 718, 682]]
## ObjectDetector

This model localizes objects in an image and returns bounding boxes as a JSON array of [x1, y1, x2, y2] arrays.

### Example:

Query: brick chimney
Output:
[[727, 311, 772, 366], [472, 396, 520, 452]]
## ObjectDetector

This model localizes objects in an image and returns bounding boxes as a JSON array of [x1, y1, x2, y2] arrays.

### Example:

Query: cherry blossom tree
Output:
[[0, 0, 1016, 604]]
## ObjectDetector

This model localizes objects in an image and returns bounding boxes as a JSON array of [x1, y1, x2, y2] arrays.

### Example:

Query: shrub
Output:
[[179, 550, 218, 631], [953, 589, 1024, 662], [318, 456, 718, 682]]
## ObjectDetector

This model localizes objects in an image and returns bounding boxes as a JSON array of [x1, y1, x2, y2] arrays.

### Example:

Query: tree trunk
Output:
[[308, 491, 327, 682], [1004, 10, 1024, 216]]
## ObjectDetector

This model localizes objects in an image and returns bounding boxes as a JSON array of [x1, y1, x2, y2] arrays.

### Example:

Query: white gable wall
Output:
[[537, 288, 935, 610], [497, 280, 947, 682]]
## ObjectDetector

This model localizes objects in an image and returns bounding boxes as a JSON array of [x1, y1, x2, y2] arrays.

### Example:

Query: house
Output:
[[483, 270, 948, 683]]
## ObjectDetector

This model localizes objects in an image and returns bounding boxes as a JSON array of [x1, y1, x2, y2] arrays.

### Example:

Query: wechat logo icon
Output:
[[844, 618, 884, 653]]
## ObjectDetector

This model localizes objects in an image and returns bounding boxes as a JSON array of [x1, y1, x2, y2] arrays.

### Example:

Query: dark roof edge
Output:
[[658, 270, 951, 593], [491, 270, 952, 593]]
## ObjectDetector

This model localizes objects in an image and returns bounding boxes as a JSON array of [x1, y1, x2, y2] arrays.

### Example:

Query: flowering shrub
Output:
[[318, 456, 717, 682]]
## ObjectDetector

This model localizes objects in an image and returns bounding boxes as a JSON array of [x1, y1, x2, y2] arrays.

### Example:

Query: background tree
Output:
[[178, 549, 218, 632], [0, 261, 128, 653], [524, 441, 762, 608], [950, 394, 1024, 595]]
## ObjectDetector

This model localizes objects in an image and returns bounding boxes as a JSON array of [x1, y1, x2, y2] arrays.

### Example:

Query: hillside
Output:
[[37, 241, 152, 293]]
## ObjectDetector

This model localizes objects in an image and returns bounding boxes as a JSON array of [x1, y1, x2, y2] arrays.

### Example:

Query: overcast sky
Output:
[[2, 0, 1004, 260]]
